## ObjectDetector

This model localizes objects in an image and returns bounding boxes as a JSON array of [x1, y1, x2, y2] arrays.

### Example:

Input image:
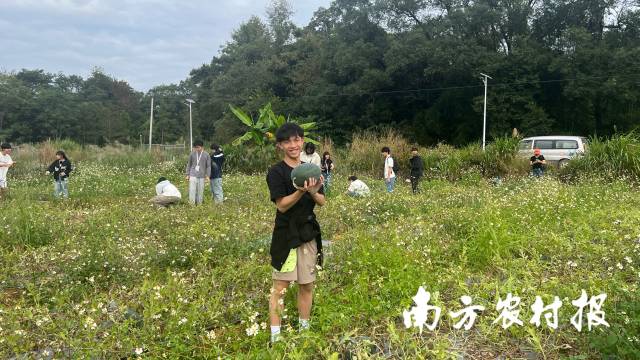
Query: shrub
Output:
[[560, 133, 640, 182]]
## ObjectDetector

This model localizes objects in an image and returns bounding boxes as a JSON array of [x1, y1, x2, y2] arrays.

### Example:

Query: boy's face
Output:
[[2, 148, 11, 155], [278, 135, 304, 160], [194, 145, 203, 152], [412, 150, 418, 156], [382, 151, 389, 157]]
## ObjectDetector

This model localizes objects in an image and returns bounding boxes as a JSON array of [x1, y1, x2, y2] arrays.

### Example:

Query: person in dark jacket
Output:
[[46, 150, 72, 198], [409, 147, 424, 194], [266, 123, 325, 343], [210, 144, 225, 204]]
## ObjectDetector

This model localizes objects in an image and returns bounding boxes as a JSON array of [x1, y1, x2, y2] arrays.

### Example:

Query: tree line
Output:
[[1, 0, 639, 146]]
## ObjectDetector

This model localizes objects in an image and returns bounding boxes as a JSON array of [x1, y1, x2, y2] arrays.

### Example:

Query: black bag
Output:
[[392, 157, 399, 174]]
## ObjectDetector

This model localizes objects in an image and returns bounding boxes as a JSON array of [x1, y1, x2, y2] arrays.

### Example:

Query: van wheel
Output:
[[558, 159, 569, 168]]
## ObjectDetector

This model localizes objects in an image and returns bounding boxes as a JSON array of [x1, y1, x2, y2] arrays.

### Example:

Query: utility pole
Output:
[[480, 73, 492, 151], [185, 99, 195, 149], [148, 97, 154, 151]]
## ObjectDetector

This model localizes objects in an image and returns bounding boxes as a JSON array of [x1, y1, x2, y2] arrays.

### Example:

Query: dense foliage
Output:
[[2, 0, 639, 146]]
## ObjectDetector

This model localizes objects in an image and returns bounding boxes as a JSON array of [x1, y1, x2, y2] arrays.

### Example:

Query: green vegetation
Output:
[[231, 103, 319, 146], [1, 143, 639, 359], [2, 0, 640, 146]]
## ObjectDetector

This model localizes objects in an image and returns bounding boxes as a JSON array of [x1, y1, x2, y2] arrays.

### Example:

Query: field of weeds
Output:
[[1, 156, 639, 359]]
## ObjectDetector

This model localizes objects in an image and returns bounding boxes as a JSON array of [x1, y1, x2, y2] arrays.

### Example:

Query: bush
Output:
[[560, 133, 640, 182]]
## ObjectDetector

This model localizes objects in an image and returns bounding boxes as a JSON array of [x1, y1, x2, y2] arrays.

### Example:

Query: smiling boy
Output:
[[266, 123, 325, 343]]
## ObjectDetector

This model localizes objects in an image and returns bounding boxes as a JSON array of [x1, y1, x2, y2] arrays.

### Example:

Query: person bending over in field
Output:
[[346, 175, 370, 197], [46, 150, 73, 199], [185, 140, 211, 205], [266, 123, 325, 343], [151, 177, 182, 207]]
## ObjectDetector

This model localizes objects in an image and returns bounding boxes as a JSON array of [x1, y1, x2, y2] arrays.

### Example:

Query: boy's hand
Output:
[[293, 176, 324, 195]]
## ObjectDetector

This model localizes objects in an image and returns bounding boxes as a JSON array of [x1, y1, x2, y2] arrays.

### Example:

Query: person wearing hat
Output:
[[0, 143, 15, 196], [530, 148, 546, 177]]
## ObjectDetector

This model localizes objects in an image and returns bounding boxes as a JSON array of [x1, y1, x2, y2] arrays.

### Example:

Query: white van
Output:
[[518, 136, 589, 167]]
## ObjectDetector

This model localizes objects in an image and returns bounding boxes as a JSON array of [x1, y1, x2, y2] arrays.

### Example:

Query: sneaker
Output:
[[270, 332, 282, 344]]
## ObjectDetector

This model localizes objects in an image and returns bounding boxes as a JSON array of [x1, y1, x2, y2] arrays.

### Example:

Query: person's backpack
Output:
[[392, 157, 399, 174]]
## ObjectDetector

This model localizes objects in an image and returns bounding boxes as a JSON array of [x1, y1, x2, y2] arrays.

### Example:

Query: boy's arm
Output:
[[273, 177, 325, 212], [206, 155, 211, 179], [311, 192, 325, 207], [275, 191, 305, 213], [185, 154, 192, 177]]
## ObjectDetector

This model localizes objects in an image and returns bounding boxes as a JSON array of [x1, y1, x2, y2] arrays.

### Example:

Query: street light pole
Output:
[[148, 97, 154, 151], [480, 73, 492, 151], [185, 99, 195, 149]]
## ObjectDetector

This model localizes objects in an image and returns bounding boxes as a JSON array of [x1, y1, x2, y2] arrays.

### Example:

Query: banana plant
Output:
[[230, 103, 319, 146]]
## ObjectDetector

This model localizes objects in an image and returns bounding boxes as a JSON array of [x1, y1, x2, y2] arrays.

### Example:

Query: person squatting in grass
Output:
[[409, 147, 424, 194], [381, 146, 396, 192], [151, 177, 182, 207], [266, 123, 325, 343], [210, 144, 225, 204], [0, 143, 15, 198], [346, 175, 370, 197], [46, 150, 73, 199], [185, 140, 211, 205], [320, 151, 334, 194], [530, 148, 546, 177]]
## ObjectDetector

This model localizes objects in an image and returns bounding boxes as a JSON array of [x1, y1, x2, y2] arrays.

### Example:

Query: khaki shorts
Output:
[[273, 241, 318, 284]]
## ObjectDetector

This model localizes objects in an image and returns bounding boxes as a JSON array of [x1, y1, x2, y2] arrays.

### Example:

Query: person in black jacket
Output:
[[409, 147, 424, 194], [209, 144, 225, 203], [266, 123, 325, 343], [46, 150, 72, 199]]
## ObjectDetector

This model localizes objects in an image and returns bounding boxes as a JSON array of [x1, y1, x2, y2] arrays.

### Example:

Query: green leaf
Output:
[[299, 122, 316, 131], [229, 104, 253, 128], [232, 132, 254, 146]]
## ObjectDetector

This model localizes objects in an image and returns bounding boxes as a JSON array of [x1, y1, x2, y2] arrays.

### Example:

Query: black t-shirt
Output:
[[530, 155, 545, 169], [266, 161, 324, 270]]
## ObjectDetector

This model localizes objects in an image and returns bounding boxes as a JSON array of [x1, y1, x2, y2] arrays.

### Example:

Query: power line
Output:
[[288, 73, 640, 99]]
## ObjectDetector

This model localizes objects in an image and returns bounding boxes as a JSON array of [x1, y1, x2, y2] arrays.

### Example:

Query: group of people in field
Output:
[[0, 142, 73, 200], [151, 141, 225, 207], [0, 129, 551, 346]]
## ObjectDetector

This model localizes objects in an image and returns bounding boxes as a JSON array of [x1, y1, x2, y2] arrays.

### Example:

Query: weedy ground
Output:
[[0, 160, 639, 359]]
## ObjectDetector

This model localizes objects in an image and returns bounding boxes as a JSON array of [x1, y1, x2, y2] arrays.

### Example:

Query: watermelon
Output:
[[291, 163, 322, 188]]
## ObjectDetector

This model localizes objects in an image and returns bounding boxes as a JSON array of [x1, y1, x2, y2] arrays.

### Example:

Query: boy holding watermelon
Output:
[[266, 123, 325, 343]]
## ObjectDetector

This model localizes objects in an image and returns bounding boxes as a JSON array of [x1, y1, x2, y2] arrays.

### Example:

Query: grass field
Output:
[[1, 159, 639, 359]]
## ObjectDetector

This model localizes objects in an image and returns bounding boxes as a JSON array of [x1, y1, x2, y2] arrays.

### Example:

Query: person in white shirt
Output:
[[0, 143, 15, 196], [346, 176, 370, 197], [381, 146, 396, 192], [151, 177, 182, 207], [299, 143, 321, 167]]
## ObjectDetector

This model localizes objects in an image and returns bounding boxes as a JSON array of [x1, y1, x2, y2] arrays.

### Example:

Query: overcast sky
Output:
[[0, 0, 332, 91]]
